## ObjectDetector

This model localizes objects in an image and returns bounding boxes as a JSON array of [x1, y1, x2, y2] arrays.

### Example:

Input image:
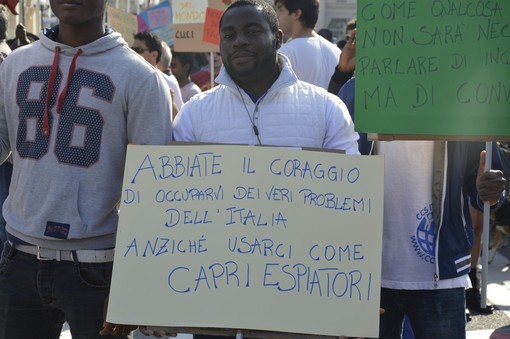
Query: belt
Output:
[[12, 242, 115, 263]]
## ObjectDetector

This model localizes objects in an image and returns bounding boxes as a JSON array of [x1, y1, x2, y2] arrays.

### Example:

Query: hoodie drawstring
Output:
[[42, 47, 83, 137], [43, 47, 60, 137], [57, 48, 82, 113]]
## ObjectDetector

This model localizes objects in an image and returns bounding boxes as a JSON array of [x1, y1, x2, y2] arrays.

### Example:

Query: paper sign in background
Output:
[[107, 145, 384, 337], [173, 0, 208, 24], [202, 7, 223, 45], [173, 0, 231, 51], [137, 0, 175, 45], [107, 6, 137, 47]]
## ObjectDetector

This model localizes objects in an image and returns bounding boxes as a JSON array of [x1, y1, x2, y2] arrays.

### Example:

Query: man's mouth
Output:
[[59, 1, 81, 5], [231, 52, 255, 62]]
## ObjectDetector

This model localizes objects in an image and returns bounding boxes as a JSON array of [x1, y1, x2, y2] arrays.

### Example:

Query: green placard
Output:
[[355, 0, 510, 139]]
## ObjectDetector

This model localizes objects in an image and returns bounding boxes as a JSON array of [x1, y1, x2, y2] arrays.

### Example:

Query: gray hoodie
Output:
[[0, 27, 173, 250]]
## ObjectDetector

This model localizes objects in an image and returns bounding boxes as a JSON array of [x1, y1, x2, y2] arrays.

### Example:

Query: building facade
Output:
[[317, 0, 357, 43]]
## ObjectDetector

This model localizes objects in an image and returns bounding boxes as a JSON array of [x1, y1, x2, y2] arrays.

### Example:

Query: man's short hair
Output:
[[133, 30, 163, 63], [346, 18, 356, 32], [159, 41, 172, 70], [317, 28, 333, 42], [220, 0, 280, 34], [173, 52, 194, 76], [274, 0, 318, 29], [0, 7, 8, 40]]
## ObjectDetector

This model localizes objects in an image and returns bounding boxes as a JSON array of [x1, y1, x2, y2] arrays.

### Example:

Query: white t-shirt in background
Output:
[[180, 81, 201, 103], [278, 36, 340, 89], [378, 140, 470, 290]]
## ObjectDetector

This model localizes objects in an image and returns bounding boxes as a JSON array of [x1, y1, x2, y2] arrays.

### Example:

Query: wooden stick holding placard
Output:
[[481, 142, 492, 309], [209, 51, 215, 89]]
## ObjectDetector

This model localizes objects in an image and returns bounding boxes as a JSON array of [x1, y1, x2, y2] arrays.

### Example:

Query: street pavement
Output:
[[466, 248, 510, 339], [60, 251, 510, 339]]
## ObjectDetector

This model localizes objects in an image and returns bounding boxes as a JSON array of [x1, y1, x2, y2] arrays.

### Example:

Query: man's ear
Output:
[[183, 63, 191, 74], [293, 9, 302, 20], [150, 50, 159, 65], [274, 30, 283, 49]]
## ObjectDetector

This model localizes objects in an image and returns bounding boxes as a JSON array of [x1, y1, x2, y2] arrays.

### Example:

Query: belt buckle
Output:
[[36, 246, 55, 261]]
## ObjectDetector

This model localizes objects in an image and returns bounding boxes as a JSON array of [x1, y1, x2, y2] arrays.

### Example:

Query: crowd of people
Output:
[[0, 0, 508, 339]]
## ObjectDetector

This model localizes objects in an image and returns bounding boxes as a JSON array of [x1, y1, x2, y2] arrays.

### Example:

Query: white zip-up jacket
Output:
[[174, 54, 359, 154]]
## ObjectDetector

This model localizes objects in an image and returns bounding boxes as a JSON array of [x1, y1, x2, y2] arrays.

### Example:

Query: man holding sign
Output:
[[137, 0, 357, 337], [337, 28, 507, 338]]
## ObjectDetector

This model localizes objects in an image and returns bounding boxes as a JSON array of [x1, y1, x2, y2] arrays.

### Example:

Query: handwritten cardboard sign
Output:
[[173, 0, 208, 24], [107, 6, 138, 47], [203, 7, 223, 45], [107, 145, 384, 337], [173, 0, 230, 52], [147, 4, 172, 28], [355, 0, 510, 139], [137, 0, 175, 45]]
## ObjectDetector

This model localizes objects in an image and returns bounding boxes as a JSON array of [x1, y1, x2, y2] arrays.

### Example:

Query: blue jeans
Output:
[[0, 161, 12, 253], [379, 287, 466, 339], [0, 241, 127, 339]]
